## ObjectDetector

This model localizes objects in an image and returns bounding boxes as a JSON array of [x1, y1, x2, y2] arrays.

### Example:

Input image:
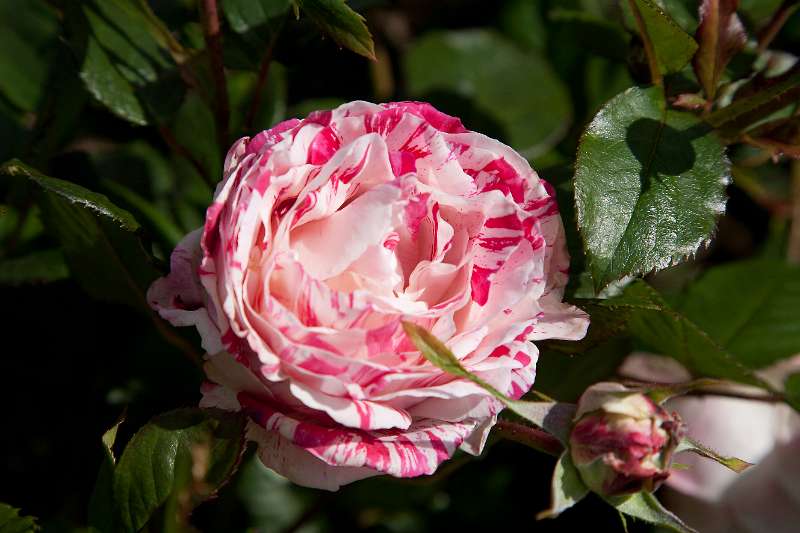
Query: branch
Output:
[[493, 419, 564, 457], [245, 17, 286, 132], [758, 0, 800, 53], [200, 0, 230, 153]]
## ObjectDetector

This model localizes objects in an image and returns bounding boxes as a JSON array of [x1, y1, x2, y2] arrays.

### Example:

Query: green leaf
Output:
[[173, 91, 221, 183], [679, 259, 800, 368], [604, 281, 770, 389], [574, 86, 729, 291], [405, 30, 572, 159], [65, 0, 183, 126], [296, 0, 375, 60], [89, 417, 125, 533], [611, 491, 695, 533], [692, 0, 747, 101], [402, 321, 576, 443], [549, 9, 630, 61], [537, 453, 589, 519], [535, 340, 632, 403], [0, 249, 69, 286], [113, 408, 247, 533], [675, 437, 753, 472], [223, 0, 291, 34], [0, 0, 59, 112], [0, 502, 39, 533], [707, 65, 800, 135], [628, 0, 699, 81], [1, 159, 159, 311]]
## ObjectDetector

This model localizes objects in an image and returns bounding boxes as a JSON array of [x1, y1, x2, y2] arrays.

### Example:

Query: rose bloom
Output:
[[149, 101, 588, 489]]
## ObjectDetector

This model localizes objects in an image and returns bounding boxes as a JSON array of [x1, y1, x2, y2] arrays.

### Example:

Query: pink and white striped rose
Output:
[[148, 101, 588, 489]]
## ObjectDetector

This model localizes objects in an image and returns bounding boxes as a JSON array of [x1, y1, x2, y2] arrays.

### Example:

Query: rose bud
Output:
[[569, 382, 685, 497]]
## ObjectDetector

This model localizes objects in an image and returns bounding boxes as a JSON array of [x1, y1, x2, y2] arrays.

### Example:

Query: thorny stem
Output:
[[200, 0, 230, 154], [493, 419, 564, 457], [617, 374, 788, 404], [245, 16, 287, 132]]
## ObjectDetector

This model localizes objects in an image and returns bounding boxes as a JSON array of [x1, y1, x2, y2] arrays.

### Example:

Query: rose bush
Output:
[[149, 100, 588, 489]]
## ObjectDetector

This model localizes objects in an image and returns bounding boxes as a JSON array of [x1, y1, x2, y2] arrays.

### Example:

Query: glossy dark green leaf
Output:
[[174, 91, 221, 182], [1, 160, 159, 311], [610, 492, 695, 533], [405, 30, 572, 158], [678, 259, 800, 368], [0, 249, 68, 286], [537, 453, 589, 519], [113, 408, 247, 533], [693, 0, 747, 101], [296, 0, 375, 60], [0, 0, 58, 112], [228, 64, 288, 135], [628, 0, 699, 80], [605, 281, 769, 389], [574, 86, 729, 291], [0, 502, 39, 533]]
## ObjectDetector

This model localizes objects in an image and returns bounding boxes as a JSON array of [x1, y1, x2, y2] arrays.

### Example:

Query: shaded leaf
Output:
[[628, 0, 699, 82], [223, 0, 291, 34], [113, 408, 247, 533], [675, 437, 753, 472], [693, 0, 747, 100], [405, 30, 571, 158], [0, 502, 39, 533], [65, 0, 184, 126], [603, 281, 771, 388], [89, 417, 125, 533], [679, 259, 800, 368], [537, 453, 589, 519], [296, 0, 375, 60], [0, 0, 58, 112], [574, 86, 729, 291], [549, 9, 630, 61], [0, 249, 69, 286], [610, 491, 695, 533], [1, 160, 159, 311], [402, 321, 576, 443], [786, 372, 800, 407]]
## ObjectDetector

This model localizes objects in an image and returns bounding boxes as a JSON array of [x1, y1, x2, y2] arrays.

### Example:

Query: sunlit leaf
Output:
[[610, 491, 695, 533], [675, 437, 753, 472], [0, 502, 39, 533], [574, 86, 729, 291]]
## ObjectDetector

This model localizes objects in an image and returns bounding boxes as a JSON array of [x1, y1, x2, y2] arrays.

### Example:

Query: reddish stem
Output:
[[200, 0, 230, 153]]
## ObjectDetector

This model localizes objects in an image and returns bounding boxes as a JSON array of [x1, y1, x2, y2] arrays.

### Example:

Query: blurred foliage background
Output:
[[1, 0, 799, 531]]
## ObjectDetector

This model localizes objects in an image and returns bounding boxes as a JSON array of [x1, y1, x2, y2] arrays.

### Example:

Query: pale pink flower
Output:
[[149, 101, 587, 489]]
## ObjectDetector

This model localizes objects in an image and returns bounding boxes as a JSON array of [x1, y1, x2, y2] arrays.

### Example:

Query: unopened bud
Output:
[[569, 382, 684, 497]]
